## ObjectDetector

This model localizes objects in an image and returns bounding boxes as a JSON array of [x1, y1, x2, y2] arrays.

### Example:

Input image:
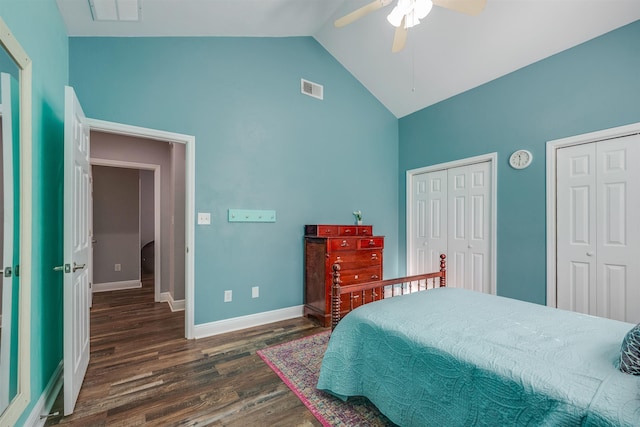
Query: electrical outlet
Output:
[[224, 290, 232, 302], [114, 263, 121, 272], [198, 212, 211, 225], [252, 286, 259, 298]]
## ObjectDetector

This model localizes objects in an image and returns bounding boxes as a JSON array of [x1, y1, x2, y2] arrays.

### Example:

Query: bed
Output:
[[317, 256, 640, 426]]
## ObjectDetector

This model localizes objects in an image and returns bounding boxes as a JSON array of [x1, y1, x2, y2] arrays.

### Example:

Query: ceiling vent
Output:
[[89, 0, 141, 22], [301, 79, 323, 100]]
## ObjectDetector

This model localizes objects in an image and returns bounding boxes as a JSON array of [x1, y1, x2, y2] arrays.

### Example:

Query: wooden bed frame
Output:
[[330, 254, 447, 329]]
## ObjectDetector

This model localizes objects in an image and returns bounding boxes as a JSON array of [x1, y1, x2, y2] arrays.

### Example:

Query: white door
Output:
[[409, 169, 447, 275], [62, 86, 91, 415], [447, 163, 491, 293], [557, 135, 640, 323], [408, 160, 492, 293], [0, 72, 16, 412]]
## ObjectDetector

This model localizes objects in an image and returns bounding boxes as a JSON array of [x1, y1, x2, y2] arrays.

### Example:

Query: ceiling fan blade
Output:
[[391, 18, 408, 53], [334, 0, 387, 28], [432, 0, 487, 16]]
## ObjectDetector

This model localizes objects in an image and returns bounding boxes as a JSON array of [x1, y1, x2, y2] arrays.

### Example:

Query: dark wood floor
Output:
[[45, 275, 326, 426]]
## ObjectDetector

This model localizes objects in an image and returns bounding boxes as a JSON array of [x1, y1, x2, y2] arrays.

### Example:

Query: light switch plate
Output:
[[197, 212, 211, 225]]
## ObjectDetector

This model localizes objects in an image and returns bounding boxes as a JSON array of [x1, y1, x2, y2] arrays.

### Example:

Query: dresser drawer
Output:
[[305, 225, 338, 236], [328, 238, 359, 251], [327, 251, 382, 270], [338, 266, 382, 285], [357, 226, 373, 236], [338, 226, 357, 236], [358, 237, 384, 249]]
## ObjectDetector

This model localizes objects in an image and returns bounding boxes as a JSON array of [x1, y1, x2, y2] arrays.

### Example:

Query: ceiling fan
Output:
[[335, 0, 487, 53]]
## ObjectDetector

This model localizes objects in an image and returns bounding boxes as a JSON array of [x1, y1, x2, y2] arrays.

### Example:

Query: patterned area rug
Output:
[[257, 331, 396, 427]]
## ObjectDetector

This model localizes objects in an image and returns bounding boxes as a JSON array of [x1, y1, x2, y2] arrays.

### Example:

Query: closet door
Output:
[[557, 135, 640, 323], [447, 162, 492, 293], [409, 170, 447, 275], [409, 160, 493, 292], [556, 143, 597, 315]]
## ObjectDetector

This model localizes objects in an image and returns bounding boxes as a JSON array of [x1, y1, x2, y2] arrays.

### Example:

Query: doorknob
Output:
[[53, 263, 85, 273], [54, 264, 71, 273], [586, 251, 594, 256]]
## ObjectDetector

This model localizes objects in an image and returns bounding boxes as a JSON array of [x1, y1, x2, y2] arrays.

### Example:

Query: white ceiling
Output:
[[56, 0, 640, 118]]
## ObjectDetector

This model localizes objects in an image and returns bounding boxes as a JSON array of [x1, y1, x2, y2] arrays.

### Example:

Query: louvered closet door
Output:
[[557, 135, 640, 323], [409, 170, 448, 275], [447, 162, 492, 293]]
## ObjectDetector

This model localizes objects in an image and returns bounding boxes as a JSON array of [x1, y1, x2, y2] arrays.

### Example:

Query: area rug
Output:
[[257, 331, 396, 427]]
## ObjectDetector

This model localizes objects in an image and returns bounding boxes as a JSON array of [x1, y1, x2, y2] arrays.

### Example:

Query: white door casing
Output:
[[87, 118, 195, 339], [63, 86, 91, 415], [90, 159, 160, 301], [89, 168, 93, 308], [555, 135, 640, 323], [407, 153, 497, 294]]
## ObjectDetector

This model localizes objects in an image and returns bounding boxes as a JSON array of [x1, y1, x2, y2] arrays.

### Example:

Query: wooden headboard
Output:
[[331, 254, 447, 329]]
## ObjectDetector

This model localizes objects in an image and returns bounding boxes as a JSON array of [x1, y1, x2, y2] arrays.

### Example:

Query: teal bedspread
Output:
[[317, 288, 640, 426]]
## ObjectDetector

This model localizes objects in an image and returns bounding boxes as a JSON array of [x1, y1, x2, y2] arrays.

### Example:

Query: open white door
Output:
[[0, 72, 16, 413], [62, 86, 91, 415]]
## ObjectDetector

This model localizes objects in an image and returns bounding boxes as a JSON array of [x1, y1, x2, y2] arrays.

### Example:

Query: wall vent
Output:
[[301, 79, 323, 100]]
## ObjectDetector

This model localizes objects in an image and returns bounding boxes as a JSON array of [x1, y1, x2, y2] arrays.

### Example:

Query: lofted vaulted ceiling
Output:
[[56, 0, 640, 117]]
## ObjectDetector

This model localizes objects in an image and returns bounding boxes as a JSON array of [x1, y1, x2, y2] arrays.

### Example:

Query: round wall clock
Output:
[[509, 149, 533, 169]]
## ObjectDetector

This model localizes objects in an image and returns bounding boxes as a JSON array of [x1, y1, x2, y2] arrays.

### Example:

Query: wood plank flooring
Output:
[[45, 275, 326, 426]]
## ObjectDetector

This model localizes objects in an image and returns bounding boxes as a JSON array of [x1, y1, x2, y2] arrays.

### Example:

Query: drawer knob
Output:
[[371, 275, 379, 279], [341, 240, 349, 247], [368, 240, 375, 246], [345, 229, 352, 233]]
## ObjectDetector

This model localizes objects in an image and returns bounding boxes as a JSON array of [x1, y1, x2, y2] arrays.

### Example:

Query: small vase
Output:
[[357, 220, 362, 226]]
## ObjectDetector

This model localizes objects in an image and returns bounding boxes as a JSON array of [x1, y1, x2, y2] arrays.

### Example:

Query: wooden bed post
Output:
[[331, 262, 342, 330], [440, 254, 447, 287]]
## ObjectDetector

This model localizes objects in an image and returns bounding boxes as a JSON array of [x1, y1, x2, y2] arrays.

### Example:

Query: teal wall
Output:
[[69, 37, 399, 324], [3, 2, 637, 421], [398, 20, 640, 304], [0, 0, 68, 424]]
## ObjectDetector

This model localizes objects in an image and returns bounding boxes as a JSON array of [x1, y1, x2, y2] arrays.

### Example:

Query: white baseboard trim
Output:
[[93, 280, 141, 293], [160, 292, 185, 312], [194, 305, 304, 339], [25, 360, 63, 427]]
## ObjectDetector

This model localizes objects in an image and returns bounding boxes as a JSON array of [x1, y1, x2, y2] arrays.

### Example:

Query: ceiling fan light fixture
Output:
[[387, 0, 433, 28], [415, 0, 433, 20], [386, 4, 406, 27]]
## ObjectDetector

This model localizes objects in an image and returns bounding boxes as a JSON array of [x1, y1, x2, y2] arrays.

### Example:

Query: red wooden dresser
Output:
[[304, 224, 384, 327]]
